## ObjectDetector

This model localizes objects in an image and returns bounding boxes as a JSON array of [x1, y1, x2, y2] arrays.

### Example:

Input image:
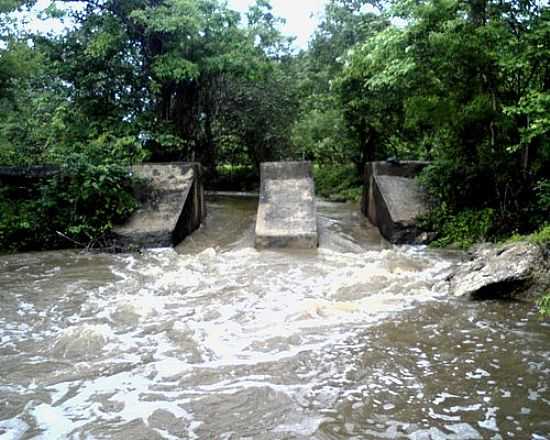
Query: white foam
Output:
[[0, 219, 460, 439], [0, 418, 29, 439], [31, 403, 88, 438]]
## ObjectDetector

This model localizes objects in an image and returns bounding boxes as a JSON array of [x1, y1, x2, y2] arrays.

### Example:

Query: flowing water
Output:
[[0, 196, 549, 439]]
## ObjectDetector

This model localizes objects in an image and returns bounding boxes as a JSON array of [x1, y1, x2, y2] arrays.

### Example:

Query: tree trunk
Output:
[[200, 109, 217, 177], [173, 82, 200, 160], [356, 124, 376, 177], [521, 114, 532, 175]]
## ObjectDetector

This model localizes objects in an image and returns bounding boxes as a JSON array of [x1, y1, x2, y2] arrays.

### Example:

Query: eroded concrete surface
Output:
[[363, 161, 429, 244], [374, 175, 429, 241], [113, 163, 205, 249], [255, 161, 319, 249]]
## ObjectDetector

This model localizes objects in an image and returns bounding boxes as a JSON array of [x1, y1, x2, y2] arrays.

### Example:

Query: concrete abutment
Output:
[[361, 161, 430, 244], [255, 161, 319, 249]]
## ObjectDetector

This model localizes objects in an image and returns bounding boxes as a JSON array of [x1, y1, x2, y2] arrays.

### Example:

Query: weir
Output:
[[112, 162, 206, 249], [362, 161, 430, 244], [255, 161, 319, 249]]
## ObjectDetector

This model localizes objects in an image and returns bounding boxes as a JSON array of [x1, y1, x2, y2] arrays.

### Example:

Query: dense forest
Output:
[[0, 0, 549, 251]]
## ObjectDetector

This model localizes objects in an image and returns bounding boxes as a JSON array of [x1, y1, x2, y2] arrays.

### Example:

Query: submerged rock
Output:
[[438, 242, 549, 299]]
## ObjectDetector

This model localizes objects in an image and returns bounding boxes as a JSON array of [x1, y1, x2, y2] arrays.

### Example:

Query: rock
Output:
[[415, 231, 437, 245], [440, 242, 548, 299], [255, 161, 319, 249]]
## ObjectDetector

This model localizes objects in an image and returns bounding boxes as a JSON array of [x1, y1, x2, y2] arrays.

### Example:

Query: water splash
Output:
[[0, 197, 548, 439]]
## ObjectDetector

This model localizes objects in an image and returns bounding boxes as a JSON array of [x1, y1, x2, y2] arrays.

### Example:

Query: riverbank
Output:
[[436, 241, 549, 298], [424, 223, 550, 318]]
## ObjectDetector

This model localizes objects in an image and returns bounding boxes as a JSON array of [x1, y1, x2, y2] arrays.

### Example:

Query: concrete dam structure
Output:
[[255, 161, 319, 249], [362, 161, 430, 244], [112, 162, 206, 249], [0, 162, 206, 250]]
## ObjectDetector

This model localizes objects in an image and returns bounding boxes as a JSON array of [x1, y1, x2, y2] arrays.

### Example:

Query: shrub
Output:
[[535, 179, 550, 216], [313, 164, 362, 202], [40, 157, 138, 244], [528, 225, 550, 246], [0, 194, 43, 251], [208, 164, 259, 192], [0, 155, 138, 252], [538, 294, 550, 319], [506, 224, 550, 247], [419, 206, 495, 249]]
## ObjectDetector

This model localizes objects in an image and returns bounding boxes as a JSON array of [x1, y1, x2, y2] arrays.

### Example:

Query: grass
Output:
[[505, 224, 550, 247]]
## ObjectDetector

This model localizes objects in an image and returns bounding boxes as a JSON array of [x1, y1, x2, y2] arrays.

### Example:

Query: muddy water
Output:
[[0, 196, 548, 439]]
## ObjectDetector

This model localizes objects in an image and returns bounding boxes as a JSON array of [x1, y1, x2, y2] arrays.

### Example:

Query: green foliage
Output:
[[505, 223, 550, 320], [41, 159, 138, 241], [0, 159, 139, 252], [0, 0, 301, 250], [314, 165, 362, 201], [123, 0, 296, 168], [0, 192, 41, 251], [291, 97, 354, 164], [504, 91, 550, 153], [537, 293, 550, 319], [535, 179, 550, 213], [2, 0, 550, 251], [208, 164, 259, 192], [152, 56, 200, 81], [506, 224, 550, 247], [216, 61, 300, 168], [417, 161, 491, 213], [419, 207, 495, 249], [0, 0, 34, 13], [336, 0, 550, 239], [291, 0, 388, 172], [525, 225, 550, 247]]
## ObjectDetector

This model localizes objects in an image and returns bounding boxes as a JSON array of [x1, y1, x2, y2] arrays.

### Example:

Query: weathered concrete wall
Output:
[[362, 161, 430, 244], [1, 166, 58, 203], [255, 161, 319, 249], [0, 165, 59, 182], [112, 163, 206, 249], [0, 166, 59, 196]]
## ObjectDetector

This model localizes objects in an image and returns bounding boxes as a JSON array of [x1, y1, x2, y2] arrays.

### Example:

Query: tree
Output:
[[291, 0, 388, 174], [337, 0, 550, 234]]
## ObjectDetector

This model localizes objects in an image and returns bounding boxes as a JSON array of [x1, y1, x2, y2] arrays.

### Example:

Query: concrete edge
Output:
[[260, 161, 314, 181]]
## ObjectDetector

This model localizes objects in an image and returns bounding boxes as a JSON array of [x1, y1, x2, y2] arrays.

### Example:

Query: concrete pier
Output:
[[113, 162, 206, 249], [362, 161, 430, 244], [255, 161, 319, 249]]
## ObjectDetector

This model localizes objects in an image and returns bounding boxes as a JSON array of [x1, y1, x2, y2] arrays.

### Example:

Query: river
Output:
[[0, 195, 549, 439]]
